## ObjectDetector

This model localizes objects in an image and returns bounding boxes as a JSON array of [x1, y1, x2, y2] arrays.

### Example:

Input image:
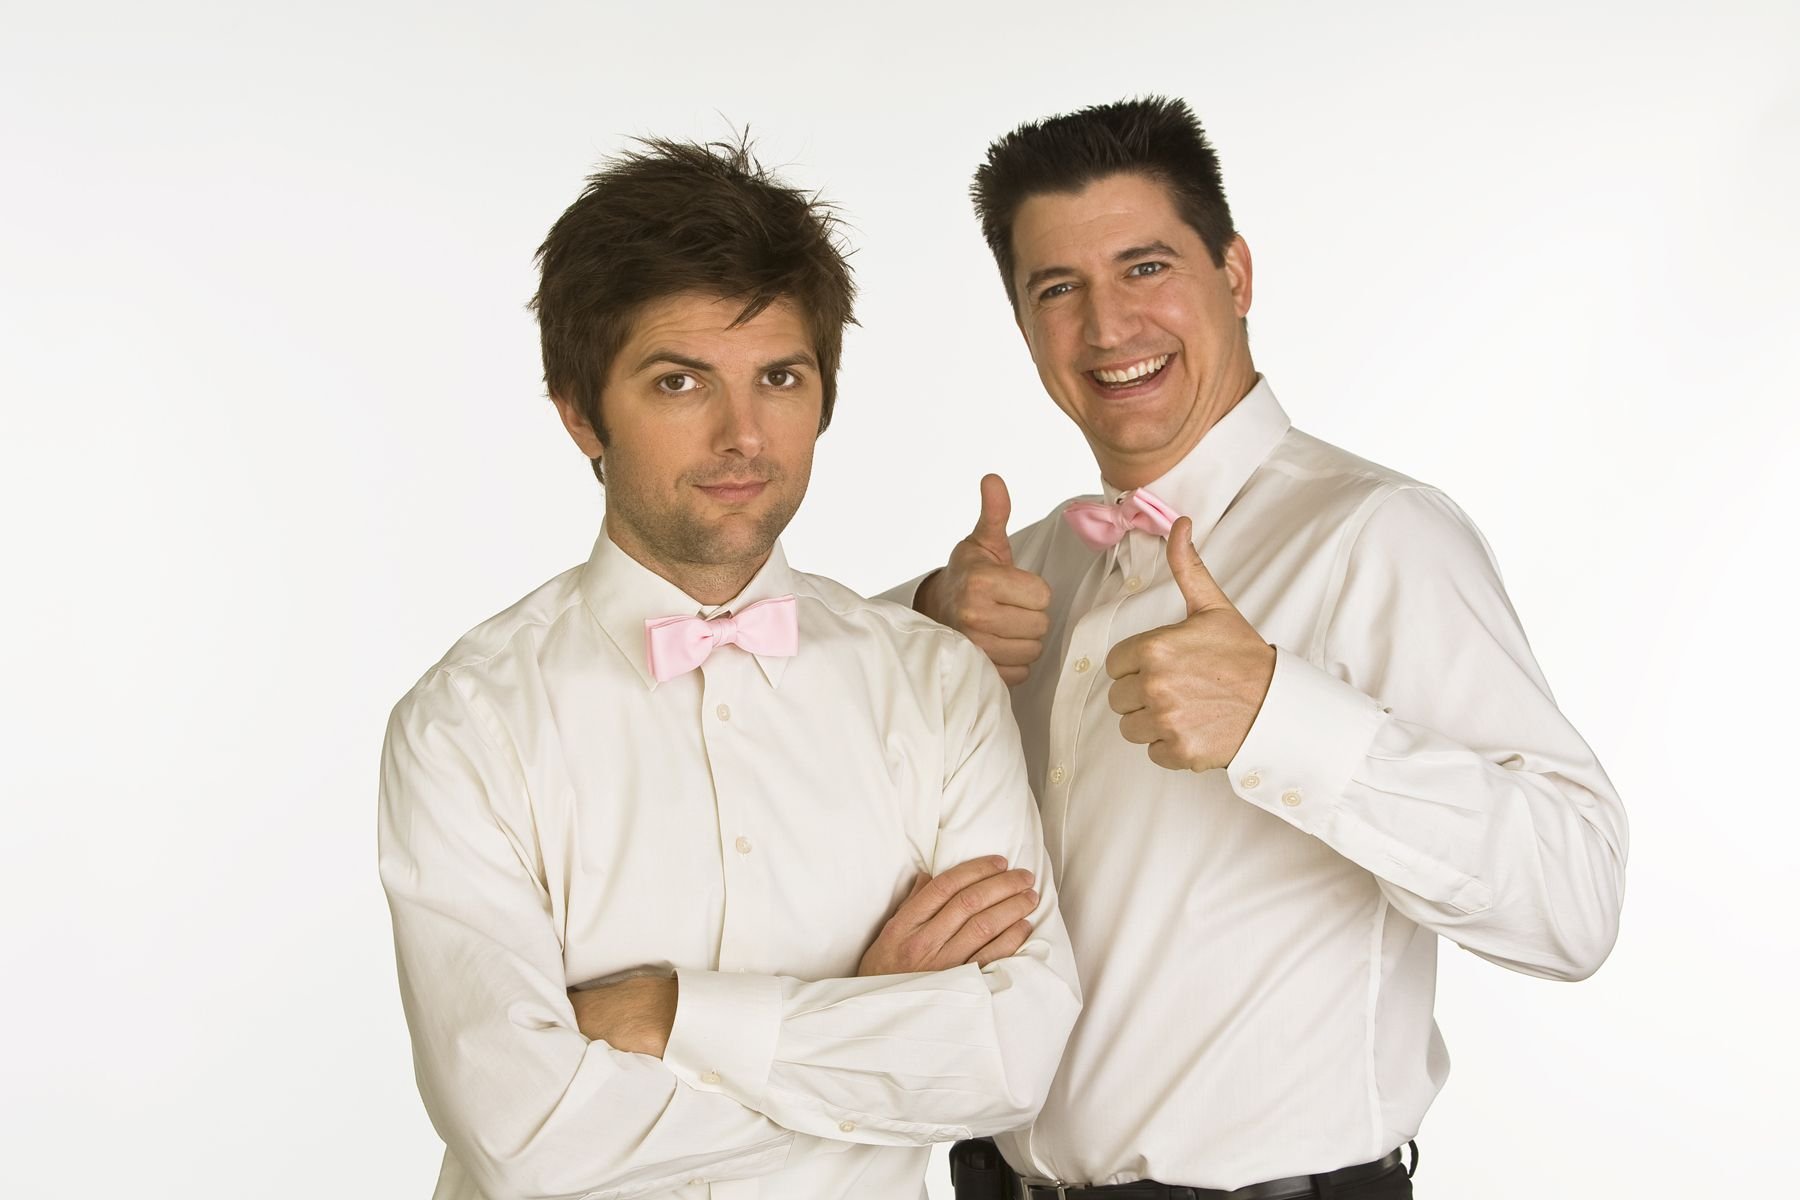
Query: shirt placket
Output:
[[697, 653, 768, 977], [1041, 546, 1134, 876]]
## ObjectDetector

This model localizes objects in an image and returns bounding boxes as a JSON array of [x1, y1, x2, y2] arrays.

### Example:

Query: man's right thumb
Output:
[[971, 473, 1014, 563]]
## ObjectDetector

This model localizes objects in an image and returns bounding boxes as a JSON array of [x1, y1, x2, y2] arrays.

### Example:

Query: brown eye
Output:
[[656, 373, 698, 394], [765, 369, 797, 388]]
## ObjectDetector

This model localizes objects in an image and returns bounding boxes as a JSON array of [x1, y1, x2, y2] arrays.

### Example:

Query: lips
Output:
[[697, 480, 768, 503], [1085, 352, 1174, 395]]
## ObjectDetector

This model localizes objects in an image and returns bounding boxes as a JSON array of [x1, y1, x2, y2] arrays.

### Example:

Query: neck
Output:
[[604, 517, 769, 608], [1100, 358, 1259, 490]]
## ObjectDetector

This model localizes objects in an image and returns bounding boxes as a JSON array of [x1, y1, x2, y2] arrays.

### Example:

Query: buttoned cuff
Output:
[[1226, 647, 1385, 830], [664, 969, 784, 1105]]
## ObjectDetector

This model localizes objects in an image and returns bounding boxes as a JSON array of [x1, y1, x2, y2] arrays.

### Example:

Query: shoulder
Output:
[[1257, 428, 1491, 558], [789, 569, 1002, 696], [390, 564, 588, 722], [791, 568, 972, 650], [1263, 428, 1424, 514]]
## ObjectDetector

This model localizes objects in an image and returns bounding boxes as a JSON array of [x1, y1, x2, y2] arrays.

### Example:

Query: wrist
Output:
[[914, 568, 946, 620]]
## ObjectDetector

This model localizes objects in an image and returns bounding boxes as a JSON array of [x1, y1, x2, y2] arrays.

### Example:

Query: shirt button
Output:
[[716, 704, 731, 722], [1074, 656, 1092, 673], [1049, 765, 1067, 785], [839, 1120, 857, 1133], [701, 1070, 721, 1085], [1124, 576, 1143, 591], [1242, 771, 1262, 790], [1282, 789, 1303, 807], [734, 835, 752, 854]]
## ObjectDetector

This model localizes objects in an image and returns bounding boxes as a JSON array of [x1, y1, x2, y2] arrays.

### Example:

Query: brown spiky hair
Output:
[[531, 135, 857, 483]]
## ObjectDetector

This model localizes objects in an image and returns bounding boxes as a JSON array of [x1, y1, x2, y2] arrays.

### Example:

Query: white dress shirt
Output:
[[379, 531, 1081, 1200], [890, 378, 1626, 1189]]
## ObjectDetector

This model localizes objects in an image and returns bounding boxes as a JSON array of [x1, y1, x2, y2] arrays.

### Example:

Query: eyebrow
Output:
[[1022, 240, 1184, 296], [757, 352, 819, 374], [631, 350, 820, 375], [632, 350, 714, 375]]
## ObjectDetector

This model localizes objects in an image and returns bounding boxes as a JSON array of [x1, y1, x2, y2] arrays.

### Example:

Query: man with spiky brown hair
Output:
[[379, 138, 1079, 1200], [894, 97, 1627, 1199]]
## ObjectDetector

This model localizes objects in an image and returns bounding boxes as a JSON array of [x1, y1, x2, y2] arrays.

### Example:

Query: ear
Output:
[[551, 393, 606, 459], [1224, 234, 1254, 319]]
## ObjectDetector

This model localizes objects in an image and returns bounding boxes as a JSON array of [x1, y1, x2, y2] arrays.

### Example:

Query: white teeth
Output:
[[1092, 354, 1170, 384]]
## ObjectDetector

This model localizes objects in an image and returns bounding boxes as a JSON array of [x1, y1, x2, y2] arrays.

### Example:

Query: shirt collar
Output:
[[1102, 375, 1292, 557], [578, 527, 798, 692]]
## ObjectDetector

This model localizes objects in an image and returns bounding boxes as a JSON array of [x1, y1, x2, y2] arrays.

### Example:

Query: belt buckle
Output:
[[1019, 1177, 1071, 1200]]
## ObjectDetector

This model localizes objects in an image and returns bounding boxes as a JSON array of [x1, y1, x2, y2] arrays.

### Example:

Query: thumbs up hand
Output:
[[1104, 517, 1276, 772], [916, 474, 1053, 686]]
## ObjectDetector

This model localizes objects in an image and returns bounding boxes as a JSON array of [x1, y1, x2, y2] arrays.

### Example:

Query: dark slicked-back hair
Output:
[[972, 96, 1236, 310], [531, 136, 856, 483]]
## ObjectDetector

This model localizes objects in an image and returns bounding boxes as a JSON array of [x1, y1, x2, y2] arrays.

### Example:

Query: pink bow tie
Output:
[[1062, 487, 1179, 552], [644, 595, 799, 683]]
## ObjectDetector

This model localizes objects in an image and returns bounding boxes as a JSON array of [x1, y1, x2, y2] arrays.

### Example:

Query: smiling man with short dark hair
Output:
[[895, 97, 1628, 1200]]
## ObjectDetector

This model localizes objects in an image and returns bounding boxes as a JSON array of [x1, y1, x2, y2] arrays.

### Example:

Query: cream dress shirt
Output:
[[889, 378, 1626, 1189], [379, 532, 1081, 1200]]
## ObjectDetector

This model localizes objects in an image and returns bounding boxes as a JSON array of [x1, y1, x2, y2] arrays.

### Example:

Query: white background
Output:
[[4, 1, 1797, 1195]]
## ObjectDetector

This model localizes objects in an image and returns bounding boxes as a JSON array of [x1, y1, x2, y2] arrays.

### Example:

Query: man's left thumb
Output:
[[1166, 516, 1229, 616]]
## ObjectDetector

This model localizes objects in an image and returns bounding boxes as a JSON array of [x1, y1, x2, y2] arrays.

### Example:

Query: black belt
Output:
[[1017, 1147, 1407, 1200]]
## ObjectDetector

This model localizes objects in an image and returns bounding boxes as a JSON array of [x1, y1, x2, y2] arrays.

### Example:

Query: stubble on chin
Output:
[[611, 475, 802, 573]]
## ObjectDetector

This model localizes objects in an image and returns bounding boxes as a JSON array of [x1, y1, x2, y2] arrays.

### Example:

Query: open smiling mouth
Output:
[[1087, 353, 1173, 390]]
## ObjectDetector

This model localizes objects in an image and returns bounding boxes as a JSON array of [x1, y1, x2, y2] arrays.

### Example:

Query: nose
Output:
[[1081, 280, 1139, 350], [712, 383, 766, 460]]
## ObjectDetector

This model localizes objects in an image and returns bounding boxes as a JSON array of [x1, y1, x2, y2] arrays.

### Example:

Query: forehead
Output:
[[1010, 172, 1195, 275], [620, 292, 810, 359]]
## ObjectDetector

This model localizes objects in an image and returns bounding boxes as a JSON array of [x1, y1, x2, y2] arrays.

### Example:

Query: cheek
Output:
[[745, 405, 816, 477], [1026, 321, 1080, 385]]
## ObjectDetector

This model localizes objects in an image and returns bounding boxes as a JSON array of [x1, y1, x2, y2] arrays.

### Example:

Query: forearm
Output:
[[663, 637, 1083, 1141], [381, 680, 797, 1200], [663, 919, 1079, 1143], [391, 911, 797, 1200], [1228, 648, 1627, 979]]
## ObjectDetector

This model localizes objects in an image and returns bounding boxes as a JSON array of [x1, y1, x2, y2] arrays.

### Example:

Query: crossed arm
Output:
[[571, 855, 1042, 1056], [378, 652, 1078, 1200]]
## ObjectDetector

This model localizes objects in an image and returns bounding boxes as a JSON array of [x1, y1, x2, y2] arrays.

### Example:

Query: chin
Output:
[[693, 508, 789, 563]]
